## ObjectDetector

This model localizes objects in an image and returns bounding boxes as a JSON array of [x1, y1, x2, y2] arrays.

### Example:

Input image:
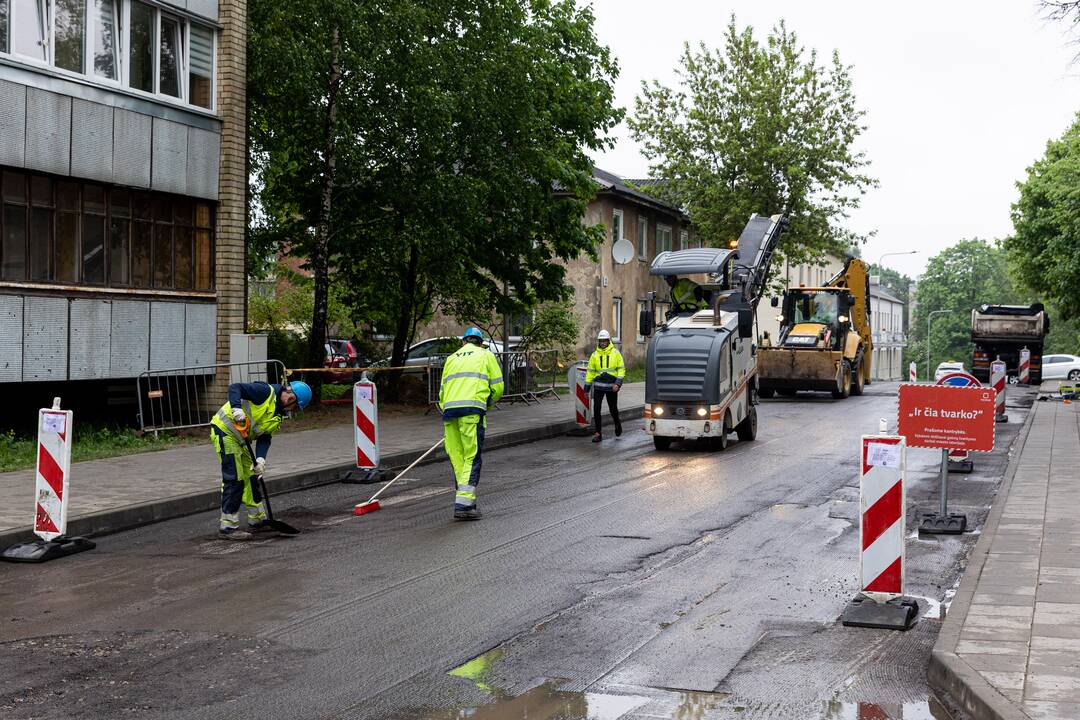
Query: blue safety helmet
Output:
[[287, 380, 312, 410], [462, 328, 484, 343]]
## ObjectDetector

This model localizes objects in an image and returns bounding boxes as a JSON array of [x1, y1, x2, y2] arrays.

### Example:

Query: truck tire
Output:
[[653, 436, 673, 451], [758, 387, 775, 399], [850, 361, 865, 396], [735, 405, 758, 441], [832, 361, 852, 399]]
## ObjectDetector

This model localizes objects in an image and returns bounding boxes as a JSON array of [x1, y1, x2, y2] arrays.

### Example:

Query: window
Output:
[[611, 297, 622, 343], [656, 224, 672, 255], [92, 0, 118, 79], [680, 230, 688, 250], [0, 168, 215, 290], [636, 216, 647, 259], [611, 208, 623, 244], [655, 301, 670, 324], [636, 300, 647, 343], [11, 0, 46, 61], [0, 0, 215, 109]]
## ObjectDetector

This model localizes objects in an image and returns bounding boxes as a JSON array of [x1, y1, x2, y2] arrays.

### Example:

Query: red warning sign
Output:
[[897, 384, 996, 452]]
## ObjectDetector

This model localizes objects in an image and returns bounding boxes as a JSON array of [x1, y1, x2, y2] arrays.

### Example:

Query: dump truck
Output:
[[756, 257, 872, 399], [639, 213, 787, 451], [971, 303, 1049, 384]]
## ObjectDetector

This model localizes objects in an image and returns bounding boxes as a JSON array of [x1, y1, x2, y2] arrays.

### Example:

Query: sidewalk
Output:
[[0, 384, 645, 547], [931, 384, 1080, 720]]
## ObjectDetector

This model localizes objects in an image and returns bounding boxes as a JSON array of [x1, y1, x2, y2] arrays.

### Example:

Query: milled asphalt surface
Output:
[[0, 383, 1033, 719]]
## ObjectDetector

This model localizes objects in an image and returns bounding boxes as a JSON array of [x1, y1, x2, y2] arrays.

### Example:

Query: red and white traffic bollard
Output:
[[341, 374, 387, 484], [566, 363, 592, 436], [1, 398, 94, 563], [1019, 347, 1030, 385], [991, 358, 1008, 423], [841, 420, 918, 630], [908, 362, 917, 383]]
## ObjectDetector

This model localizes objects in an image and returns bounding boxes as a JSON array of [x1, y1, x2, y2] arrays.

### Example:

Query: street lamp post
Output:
[[874, 251, 917, 381], [926, 309, 950, 381]]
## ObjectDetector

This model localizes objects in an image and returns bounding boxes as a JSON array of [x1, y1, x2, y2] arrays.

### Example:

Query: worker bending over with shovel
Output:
[[439, 328, 504, 520], [210, 379, 311, 539], [586, 330, 625, 442]]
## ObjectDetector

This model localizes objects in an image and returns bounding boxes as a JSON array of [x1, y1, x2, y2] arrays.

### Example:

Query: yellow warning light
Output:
[[728, 239, 738, 249]]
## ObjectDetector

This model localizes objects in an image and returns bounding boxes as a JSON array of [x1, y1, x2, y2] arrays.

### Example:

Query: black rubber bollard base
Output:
[[841, 594, 919, 630], [341, 468, 389, 484], [1, 536, 95, 563], [947, 460, 974, 474], [919, 512, 967, 535], [566, 427, 594, 437]]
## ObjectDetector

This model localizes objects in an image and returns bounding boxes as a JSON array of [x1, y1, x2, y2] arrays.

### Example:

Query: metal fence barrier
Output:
[[426, 349, 564, 409], [137, 360, 286, 434]]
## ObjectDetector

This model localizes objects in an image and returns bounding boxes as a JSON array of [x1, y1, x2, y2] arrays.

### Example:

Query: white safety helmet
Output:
[[597, 330, 611, 341]]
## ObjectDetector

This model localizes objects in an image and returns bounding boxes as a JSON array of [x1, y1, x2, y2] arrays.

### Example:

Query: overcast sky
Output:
[[586, 0, 1079, 279]]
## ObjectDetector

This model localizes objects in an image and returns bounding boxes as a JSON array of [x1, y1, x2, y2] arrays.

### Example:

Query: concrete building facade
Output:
[[0, 0, 243, 403]]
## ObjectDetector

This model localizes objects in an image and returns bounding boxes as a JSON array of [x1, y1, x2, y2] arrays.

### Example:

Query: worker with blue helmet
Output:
[[209, 379, 311, 540], [438, 328, 504, 520]]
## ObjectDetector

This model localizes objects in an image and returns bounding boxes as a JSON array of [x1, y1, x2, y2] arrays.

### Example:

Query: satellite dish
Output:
[[612, 238, 634, 265]]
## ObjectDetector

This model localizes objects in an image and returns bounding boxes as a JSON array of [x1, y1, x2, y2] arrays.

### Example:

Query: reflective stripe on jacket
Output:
[[672, 278, 702, 309], [210, 386, 281, 444], [586, 344, 625, 390], [439, 344, 505, 418]]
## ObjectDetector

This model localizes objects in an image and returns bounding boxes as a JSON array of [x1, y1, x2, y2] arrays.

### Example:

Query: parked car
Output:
[[934, 361, 966, 382], [1041, 354, 1080, 381], [323, 343, 354, 383], [328, 339, 360, 367], [376, 336, 516, 373]]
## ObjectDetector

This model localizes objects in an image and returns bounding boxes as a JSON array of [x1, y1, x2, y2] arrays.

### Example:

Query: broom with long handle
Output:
[[354, 438, 445, 516]]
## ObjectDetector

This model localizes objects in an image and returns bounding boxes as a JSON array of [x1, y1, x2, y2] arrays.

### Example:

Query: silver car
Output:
[[1041, 354, 1080, 381]]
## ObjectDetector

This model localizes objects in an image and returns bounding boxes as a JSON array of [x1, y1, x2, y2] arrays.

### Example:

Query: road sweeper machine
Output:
[[756, 257, 873, 399], [638, 213, 787, 451]]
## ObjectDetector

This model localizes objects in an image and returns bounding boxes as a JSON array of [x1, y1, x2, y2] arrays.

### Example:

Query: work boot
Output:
[[592, 433, 602, 443], [615, 424, 623, 437], [218, 528, 252, 541], [453, 508, 482, 521], [248, 521, 274, 534]]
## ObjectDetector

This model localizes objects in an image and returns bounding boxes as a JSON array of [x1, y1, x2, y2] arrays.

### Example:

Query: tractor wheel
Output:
[[832, 361, 852, 399], [850, 361, 865, 396], [735, 405, 758, 442]]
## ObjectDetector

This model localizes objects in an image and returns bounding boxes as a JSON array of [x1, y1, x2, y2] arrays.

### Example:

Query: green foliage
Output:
[[515, 301, 580, 352], [905, 240, 1021, 379], [0, 426, 194, 473], [1007, 113, 1080, 320], [249, 0, 622, 397], [1045, 304, 1080, 355], [629, 17, 876, 266]]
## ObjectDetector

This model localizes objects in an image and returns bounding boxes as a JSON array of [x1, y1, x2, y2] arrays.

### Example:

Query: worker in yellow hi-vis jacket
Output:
[[438, 328, 504, 521], [586, 329, 625, 443]]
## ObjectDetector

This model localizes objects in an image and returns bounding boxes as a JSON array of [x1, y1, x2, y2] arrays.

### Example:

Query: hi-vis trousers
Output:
[[443, 414, 486, 510], [211, 426, 267, 530]]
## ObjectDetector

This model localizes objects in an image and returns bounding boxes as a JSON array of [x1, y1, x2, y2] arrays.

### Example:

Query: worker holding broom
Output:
[[439, 328, 504, 521], [209, 379, 311, 539]]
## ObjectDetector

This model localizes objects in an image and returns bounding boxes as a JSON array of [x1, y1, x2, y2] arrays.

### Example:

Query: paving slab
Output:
[[0, 384, 644, 547], [931, 395, 1080, 720]]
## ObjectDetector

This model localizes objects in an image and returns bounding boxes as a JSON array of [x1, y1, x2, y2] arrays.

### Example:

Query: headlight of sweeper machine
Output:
[[696, 407, 708, 417], [654, 406, 664, 416]]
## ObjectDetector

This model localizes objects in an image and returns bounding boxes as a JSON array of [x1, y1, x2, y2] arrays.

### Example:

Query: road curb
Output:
[[927, 395, 1038, 720], [0, 406, 644, 549]]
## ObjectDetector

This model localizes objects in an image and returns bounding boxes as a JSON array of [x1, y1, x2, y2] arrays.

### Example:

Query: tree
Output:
[[250, 0, 621, 401], [1006, 114, 1080, 320], [905, 240, 1021, 379], [629, 17, 876, 267]]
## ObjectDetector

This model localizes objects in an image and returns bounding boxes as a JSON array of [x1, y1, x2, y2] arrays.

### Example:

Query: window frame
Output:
[[636, 215, 647, 260], [611, 208, 623, 245], [679, 229, 688, 251], [655, 223, 672, 256], [611, 297, 622, 344], [0, 0, 216, 112], [635, 300, 647, 343]]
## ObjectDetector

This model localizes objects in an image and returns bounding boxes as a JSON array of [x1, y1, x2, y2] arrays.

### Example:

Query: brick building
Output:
[[0, 0, 245, 411]]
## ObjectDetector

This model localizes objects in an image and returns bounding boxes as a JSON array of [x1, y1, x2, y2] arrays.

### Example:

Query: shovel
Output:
[[243, 438, 300, 536]]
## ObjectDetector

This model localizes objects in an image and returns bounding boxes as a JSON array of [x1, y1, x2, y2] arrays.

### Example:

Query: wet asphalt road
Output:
[[0, 384, 1033, 719]]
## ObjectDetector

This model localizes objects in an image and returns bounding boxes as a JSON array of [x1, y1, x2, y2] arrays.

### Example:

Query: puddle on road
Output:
[[412, 649, 952, 719]]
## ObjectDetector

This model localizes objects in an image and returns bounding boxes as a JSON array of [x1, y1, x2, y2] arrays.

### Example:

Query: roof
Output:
[[591, 168, 687, 220], [870, 285, 905, 304], [649, 247, 736, 276]]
